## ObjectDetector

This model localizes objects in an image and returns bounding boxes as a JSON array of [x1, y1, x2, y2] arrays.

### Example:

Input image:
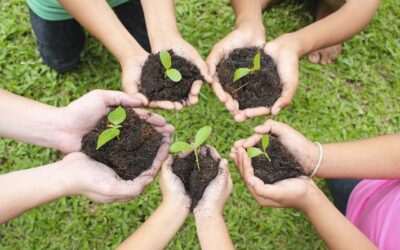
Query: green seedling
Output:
[[170, 126, 212, 169], [247, 135, 271, 162], [233, 51, 261, 82], [96, 106, 126, 150], [160, 50, 182, 82]]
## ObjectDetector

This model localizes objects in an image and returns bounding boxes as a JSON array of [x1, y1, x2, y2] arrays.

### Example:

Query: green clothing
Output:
[[27, 0, 130, 21]]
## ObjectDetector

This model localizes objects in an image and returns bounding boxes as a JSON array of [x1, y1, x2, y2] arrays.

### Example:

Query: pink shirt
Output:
[[346, 180, 400, 249]]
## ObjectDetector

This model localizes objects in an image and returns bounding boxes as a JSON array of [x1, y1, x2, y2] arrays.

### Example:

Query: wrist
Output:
[[160, 200, 190, 218], [119, 48, 149, 70], [236, 21, 265, 45], [52, 160, 76, 197], [194, 209, 223, 222], [149, 31, 182, 53], [300, 184, 327, 214]]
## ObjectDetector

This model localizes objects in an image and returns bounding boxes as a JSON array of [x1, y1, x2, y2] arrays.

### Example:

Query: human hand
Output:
[[231, 146, 323, 211], [62, 152, 154, 203], [207, 27, 267, 122], [149, 35, 211, 110], [193, 146, 233, 218], [159, 156, 191, 212], [264, 34, 302, 115]]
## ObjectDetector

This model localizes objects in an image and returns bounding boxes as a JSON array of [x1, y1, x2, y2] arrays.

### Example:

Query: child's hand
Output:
[[194, 146, 233, 217], [62, 152, 154, 203], [150, 36, 211, 110], [232, 147, 323, 212], [232, 119, 319, 175], [159, 156, 191, 211], [264, 34, 301, 115]]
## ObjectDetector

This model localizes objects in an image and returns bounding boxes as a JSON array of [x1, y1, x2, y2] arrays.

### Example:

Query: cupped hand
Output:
[[55, 90, 143, 154], [193, 146, 233, 217], [231, 147, 322, 211], [159, 156, 191, 210], [264, 34, 301, 115], [207, 26, 267, 122], [63, 152, 154, 203], [149, 36, 211, 110]]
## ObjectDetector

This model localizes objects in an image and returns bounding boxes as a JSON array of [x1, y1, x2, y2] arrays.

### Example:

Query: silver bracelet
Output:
[[310, 142, 323, 178]]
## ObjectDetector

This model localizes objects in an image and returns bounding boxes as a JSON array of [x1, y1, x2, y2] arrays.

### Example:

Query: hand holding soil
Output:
[[139, 37, 211, 110], [213, 47, 282, 122], [81, 107, 174, 187], [55, 90, 143, 154], [62, 152, 152, 203]]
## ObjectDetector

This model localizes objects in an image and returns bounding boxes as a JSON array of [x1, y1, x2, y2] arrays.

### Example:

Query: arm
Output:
[[251, 119, 400, 179], [193, 147, 234, 250], [118, 156, 190, 250], [0, 152, 151, 224], [231, 147, 376, 250]]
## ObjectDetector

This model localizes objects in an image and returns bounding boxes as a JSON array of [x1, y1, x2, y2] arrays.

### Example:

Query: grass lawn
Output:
[[0, 0, 399, 249]]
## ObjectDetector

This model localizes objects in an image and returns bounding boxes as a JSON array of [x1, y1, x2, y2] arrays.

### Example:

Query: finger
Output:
[[152, 143, 172, 173], [178, 150, 193, 158], [240, 148, 255, 186], [226, 96, 239, 114], [233, 139, 246, 149], [242, 134, 263, 148], [190, 80, 203, 96], [206, 43, 225, 77], [234, 111, 247, 123], [237, 147, 246, 177], [148, 101, 176, 110], [271, 74, 298, 116], [114, 175, 153, 197], [190, 50, 212, 83], [188, 94, 198, 105], [254, 119, 287, 138], [308, 52, 320, 64], [93, 90, 143, 108], [141, 111, 167, 126], [174, 102, 184, 110], [211, 81, 228, 103], [153, 124, 175, 135], [207, 145, 221, 161], [244, 107, 271, 119]]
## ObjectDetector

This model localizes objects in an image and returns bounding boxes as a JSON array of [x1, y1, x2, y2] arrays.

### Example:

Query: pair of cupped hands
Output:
[[121, 26, 300, 122]]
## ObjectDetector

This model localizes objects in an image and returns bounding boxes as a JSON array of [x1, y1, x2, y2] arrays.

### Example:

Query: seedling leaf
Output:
[[97, 128, 120, 150], [160, 51, 171, 69], [261, 135, 269, 151], [194, 126, 212, 148], [233, 68, 251, 82], [166, 68, 182, 82], [170, 141, 193, 153], [253, 52, 261, 71], [247, 147, 263, 158], [107, 106, 126, 126]]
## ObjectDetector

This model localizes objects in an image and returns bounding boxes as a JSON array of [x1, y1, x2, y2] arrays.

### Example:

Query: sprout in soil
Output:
[[160, 50, 182, 82], [96, 106, 126, 150], [233, 51, 261, 82], [170, 126, 212, 169], [247, 134, 271, 162]]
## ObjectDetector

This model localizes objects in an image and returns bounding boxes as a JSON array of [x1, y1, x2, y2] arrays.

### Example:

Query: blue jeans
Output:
[[326, 179, 361, 215], [29, 1, 150, 73]]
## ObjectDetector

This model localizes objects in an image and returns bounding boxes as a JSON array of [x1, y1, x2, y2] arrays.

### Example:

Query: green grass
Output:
[[1, 0, 399, 249]]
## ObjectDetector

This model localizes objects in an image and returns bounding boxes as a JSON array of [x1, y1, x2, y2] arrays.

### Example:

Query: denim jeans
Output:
[[29, 1, 150, 73], [326, 178, 361, 215]]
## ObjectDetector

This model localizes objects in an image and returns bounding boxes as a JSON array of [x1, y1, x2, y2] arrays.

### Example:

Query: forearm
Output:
[[232, 0, 264, 31], [0, 161, 70, 223], [140, 0, 180, 52], [118, 202, 188, 250], [318, 134, 400, 179], [59, 0, 147, 64], [304, 192, 376, 250], [195, 213, 235, 250], [290, 0, 380, 56], [0, 89, 60, 149]]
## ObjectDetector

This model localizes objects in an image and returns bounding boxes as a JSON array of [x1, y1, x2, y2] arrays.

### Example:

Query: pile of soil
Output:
[[140, 50, 203, 103], [172, 146, 220, 210], [81, 108, 163, 180], [251, 136, 306, 184], [216, 47, 282, 110]]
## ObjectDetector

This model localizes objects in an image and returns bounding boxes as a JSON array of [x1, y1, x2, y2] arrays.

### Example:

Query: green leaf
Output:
[[166, 68, 182, 82], [194, 126, 212, 148], [107, 106, 126, 126], [261, 135, 270, 151], [247, 147, 263, 158], [159, 50, 171, 69], [233, 68, 251, 82], [170, 141, 193, 153], [253, 52, 261, 71], [96, 128, 120, 150]]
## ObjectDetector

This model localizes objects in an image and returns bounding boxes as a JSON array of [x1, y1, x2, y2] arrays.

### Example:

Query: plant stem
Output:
[[194, 147, 200, 170], [264, 152, 272, 162]]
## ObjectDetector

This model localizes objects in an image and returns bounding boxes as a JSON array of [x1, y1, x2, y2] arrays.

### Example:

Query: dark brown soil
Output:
[[172, 146, 220, 210], [81, 108, 163, 180], [139, 50, 203, 103], [216, 47, 282, 109], [252, 136, 306, 184]]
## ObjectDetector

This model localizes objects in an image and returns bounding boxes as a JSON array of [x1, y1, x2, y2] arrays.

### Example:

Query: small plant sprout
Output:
[[170, 126, 212, 169], [160, 50, 182, 82], [233, 51, 261, 82], [96, 106, 126, 150], [247, 135, 271, 162]]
